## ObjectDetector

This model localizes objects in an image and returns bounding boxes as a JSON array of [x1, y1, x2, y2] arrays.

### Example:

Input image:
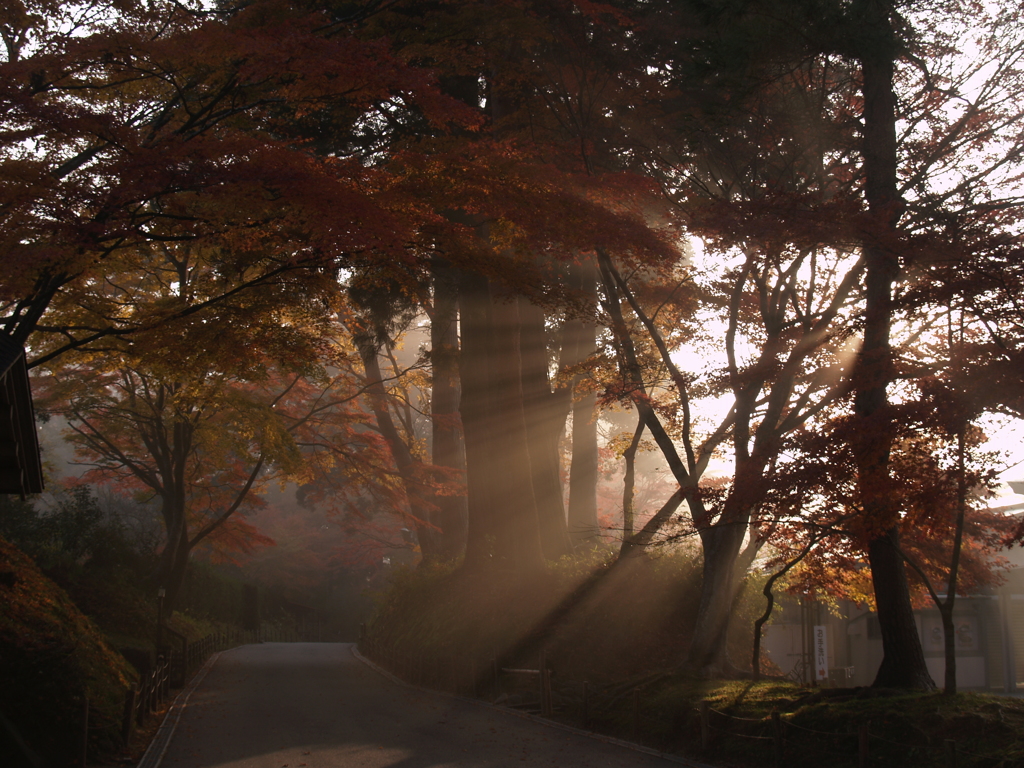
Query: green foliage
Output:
[[0, 487, 102, 573]]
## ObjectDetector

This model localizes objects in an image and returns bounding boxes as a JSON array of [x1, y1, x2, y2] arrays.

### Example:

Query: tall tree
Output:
[[371, 0, 683, 575], [426, 260, 469, 560], [564, 259, 601, 546], [845, 0, 935, 690]]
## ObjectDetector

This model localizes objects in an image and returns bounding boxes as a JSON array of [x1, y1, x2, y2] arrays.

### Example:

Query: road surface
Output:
[[154, 642, 692, 768]]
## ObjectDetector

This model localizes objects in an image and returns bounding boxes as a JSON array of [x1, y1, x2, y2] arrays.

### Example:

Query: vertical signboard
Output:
[[814, 625, 828, 682]]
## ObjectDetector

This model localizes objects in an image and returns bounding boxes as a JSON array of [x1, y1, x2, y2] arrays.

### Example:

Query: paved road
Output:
[[156, 643, 688, 768]]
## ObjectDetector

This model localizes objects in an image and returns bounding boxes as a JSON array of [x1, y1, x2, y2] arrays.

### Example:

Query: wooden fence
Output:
[[121, 655, 170, 746], [116, 626, 306, 752]]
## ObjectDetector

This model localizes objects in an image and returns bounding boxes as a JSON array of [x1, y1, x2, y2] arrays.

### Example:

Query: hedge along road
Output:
[[151, 642, 706, 768]]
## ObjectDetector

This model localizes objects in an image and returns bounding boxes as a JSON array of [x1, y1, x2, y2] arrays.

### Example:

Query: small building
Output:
[[763, 503, 1024, 692], [0, 336, 44, 496]]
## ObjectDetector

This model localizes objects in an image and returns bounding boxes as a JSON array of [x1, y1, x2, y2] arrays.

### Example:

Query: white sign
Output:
[[814, 625, 828, 681]]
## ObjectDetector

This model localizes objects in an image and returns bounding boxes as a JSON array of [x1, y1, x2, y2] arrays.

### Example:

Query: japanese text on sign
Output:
[[814, 625, 828, 681]]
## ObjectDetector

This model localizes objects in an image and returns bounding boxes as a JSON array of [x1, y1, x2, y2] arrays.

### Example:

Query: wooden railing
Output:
[[120, 627, 298, 748], [121, 654, 170, 745]]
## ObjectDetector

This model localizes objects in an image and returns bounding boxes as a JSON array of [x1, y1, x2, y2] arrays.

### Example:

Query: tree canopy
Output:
[[4, 0, 1024, 690]]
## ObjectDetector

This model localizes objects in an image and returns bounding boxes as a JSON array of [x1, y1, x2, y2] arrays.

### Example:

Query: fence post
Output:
[[137, 677, 147, 725], [699, 700, 710, 750], [539, 650, 547, 714], [79, 694, 89, 768], [122, 687, 138, 746], [771, 710, 783, 768], [581, 681, 589, 729], [946, 739, 957, 768], [540, 651, 553, 717], [161, 657, 168, 702], [492, 657, 500, 697], [632, 688, 640, 740], [858, 723, 869, 768]]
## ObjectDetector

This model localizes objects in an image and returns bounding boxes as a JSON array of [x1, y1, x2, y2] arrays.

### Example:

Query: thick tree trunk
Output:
[[162, 536, 190, 618], [854, 0, 934, 690], [158, 495, 191, 618], [566, 258, 600, 546], [686, 501, 749, 674], [568, 390, 599, 543], [429, 261, 468, 560], [868, 528, 934, 687], [459, 273, 545, 574], [520, 299, 573, 561], [458, 272, 499, 572], [491, 293, 545, 572], [157, 488, 189, 613]]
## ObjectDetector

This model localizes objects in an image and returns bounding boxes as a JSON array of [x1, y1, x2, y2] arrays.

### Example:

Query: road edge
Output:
[[135, 650, 222, 768], [350, 645, 716, 768]]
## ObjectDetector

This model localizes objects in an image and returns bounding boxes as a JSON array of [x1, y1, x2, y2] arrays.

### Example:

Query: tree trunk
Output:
[[868, 528, 934, 687], [941, 424, 969, 694], [429, 260, 468, 560], [162, 536, 191, 618], [618, 418, 644, 554], [520, 299, 573, 561], [458, 271, 499, 572], [566, 258, 600, 546], [459, 273, 545, 574], [157, 488, 189, 613], [853, 0, 934, 690], [686, 504, 749, 674]]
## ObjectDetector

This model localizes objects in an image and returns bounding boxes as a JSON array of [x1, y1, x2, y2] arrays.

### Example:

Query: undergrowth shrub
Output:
[[362, 547, 766, 686]]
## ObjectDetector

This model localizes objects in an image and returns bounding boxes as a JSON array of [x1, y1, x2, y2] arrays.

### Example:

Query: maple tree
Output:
[[626, 0, 1024, 686], [31, 228, 390, 611], [37, 344, 384, 613], [756, 393, 1014, 682], [0, 0, 486, 589], [0, 0, 476, 358], [834, 0, 1024, 688], [586, 24, 867, 673]]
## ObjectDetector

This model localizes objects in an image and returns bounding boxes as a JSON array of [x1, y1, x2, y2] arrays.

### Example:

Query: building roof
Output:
[[0, 335, 44, 496]]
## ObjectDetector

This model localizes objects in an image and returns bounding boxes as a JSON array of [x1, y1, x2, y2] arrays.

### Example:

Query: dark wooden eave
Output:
[[0, 335, 44, 495]]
